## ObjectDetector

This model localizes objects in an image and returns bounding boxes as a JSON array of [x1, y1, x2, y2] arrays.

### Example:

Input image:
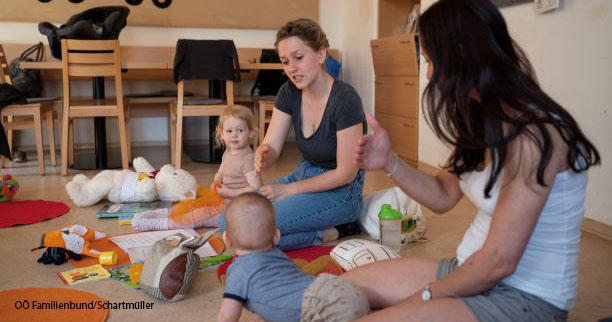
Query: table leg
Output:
[[93, 76, 107, 169]]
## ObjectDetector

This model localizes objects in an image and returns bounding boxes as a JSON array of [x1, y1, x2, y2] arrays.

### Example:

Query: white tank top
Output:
[[456, 164, 587, 310]]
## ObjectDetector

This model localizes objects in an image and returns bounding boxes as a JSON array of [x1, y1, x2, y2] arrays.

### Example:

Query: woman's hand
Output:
[[354, 114, 394, 171], [254, 144, 273, 173], [260, 184, 296, 202]]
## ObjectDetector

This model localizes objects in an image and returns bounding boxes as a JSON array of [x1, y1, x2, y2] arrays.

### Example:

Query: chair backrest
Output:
[[173, 39, 239, 107], [0, 44, 12, 85], [61, 39, 123, 104]]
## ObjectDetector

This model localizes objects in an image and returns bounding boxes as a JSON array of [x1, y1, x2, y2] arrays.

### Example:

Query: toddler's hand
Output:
[[216, 184, 232, 199], [210, 181, 222, 193]]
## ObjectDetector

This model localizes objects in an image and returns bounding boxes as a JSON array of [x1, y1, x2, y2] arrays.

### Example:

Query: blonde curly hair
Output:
[[214, 105, 258, 148]]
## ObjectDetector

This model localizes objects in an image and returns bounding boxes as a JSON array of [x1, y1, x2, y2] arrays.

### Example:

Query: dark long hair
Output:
[[419, 0, 600, 197]]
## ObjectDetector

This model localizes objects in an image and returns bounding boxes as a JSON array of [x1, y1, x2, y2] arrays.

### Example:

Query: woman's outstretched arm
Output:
[[354, 114, 463, 213], [254, 107, 292, 173]]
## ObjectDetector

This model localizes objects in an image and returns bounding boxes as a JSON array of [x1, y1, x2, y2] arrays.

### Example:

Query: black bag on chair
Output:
[[38, 6, 130, 59], [250, 49, 288, 97], [9, 42, 44, 99]]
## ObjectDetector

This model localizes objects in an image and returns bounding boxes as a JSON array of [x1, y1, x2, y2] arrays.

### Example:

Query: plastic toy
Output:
[[0, 174, 19, 202]]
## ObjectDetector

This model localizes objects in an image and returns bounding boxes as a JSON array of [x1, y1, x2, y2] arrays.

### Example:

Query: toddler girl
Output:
[[132, 105, 262, 231]]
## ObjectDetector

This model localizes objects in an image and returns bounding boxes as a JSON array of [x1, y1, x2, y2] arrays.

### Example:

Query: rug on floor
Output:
[[0, 200, 69, 228], [0, 287, 109, 321]]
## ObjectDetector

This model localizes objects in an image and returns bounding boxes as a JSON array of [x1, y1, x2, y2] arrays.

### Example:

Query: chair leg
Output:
[[174, 106, 184, 169], [61, 109, 70, 176], [0, 117, 6, 168], [258, 101, 266, 146], [68, 120, 74, 166], [7, 115, 13, 156], [45, 108, 57, 166], [117, 110, 130, 170], [125, 106, 132, 162], [169, 104, 176, 165], [33, 108, 45, 175]]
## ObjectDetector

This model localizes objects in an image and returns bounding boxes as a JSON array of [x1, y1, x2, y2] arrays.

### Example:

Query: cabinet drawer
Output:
[[371, 34, 419, 76], [375, 76, 418, 118], [376, 113, 418, 162]]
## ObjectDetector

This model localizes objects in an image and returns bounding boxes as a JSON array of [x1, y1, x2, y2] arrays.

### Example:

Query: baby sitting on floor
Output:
[[132, 105, 262, 231], [218, 192, 370, 322]]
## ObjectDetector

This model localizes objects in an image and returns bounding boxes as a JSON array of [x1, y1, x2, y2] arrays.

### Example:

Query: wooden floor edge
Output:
[[582, 218, 612, 242]]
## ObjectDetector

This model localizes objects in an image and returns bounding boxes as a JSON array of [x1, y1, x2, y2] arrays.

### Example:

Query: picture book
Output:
[[57, 264, 111, 286], [96, 201, 172, 218], [108, 265, 141, 290]]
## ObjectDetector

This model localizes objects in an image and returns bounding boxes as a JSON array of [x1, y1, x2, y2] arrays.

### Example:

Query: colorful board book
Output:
[[96, 201, 172, 218], [57, 264, 111, 285], [108, 265, 141, 290]]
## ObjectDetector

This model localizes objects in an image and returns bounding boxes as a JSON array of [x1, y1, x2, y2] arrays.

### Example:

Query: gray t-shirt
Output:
[[223, 247, 315, 322], [275, 79, 366, 169]]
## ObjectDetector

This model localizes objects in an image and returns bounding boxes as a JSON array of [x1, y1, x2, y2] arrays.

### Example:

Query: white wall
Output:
[[418, 0, 612, 226]]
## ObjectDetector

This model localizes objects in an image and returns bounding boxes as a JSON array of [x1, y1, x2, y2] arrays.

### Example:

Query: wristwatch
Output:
[[421, 283, 433, 301]]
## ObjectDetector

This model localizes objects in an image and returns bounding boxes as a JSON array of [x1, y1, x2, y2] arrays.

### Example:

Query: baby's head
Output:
[[223, 192, 279, 254], [215, 105, 258, 150]]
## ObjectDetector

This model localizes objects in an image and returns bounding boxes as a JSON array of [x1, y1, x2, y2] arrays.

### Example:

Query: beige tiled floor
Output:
[[0, 144, 610, 321]]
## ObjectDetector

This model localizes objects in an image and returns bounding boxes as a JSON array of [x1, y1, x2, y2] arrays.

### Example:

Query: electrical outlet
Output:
[[535, 0, 560, 13]]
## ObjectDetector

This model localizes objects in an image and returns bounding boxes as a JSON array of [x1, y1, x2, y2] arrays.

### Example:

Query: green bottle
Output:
[[378, 204, 402, 250]]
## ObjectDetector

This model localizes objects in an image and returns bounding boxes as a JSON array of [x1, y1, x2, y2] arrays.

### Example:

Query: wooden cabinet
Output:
[[372, 0, 420, 166], [371, 32, 420, 166]]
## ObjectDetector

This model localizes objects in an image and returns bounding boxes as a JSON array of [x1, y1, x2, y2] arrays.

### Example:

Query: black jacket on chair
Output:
[[38, 6, 130, 59], [173, 39, 241, 84]]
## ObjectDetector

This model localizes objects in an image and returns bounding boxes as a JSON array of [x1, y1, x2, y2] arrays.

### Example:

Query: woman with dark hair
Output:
[[217, 18, 366, 250], [344, 0, 600, 321]]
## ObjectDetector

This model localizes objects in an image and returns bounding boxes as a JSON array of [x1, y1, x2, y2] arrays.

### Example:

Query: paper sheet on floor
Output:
[[109, 229, 199, 263]]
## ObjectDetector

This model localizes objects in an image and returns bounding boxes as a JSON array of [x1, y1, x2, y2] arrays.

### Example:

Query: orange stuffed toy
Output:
[[32, 225, 107, 264]]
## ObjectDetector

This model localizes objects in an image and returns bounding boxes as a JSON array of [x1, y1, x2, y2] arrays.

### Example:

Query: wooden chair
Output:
[[254, 98, 275, 147], [0, 44, 57, 175], [60, 39, 130, 175], [170, 39, 240, 169], [170, 79, 234, 168]]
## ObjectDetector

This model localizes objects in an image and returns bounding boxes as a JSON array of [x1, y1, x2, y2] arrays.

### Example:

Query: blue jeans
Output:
[[219, 160, 364, 250]]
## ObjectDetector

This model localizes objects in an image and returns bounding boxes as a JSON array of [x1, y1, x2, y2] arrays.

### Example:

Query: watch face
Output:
[[421, 288, 432, 301]]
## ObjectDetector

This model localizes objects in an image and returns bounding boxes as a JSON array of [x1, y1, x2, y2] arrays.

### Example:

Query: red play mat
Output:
[[0, 287, 109, 322], [0, 200, 69, 228], [217, 246, 343, 285]]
